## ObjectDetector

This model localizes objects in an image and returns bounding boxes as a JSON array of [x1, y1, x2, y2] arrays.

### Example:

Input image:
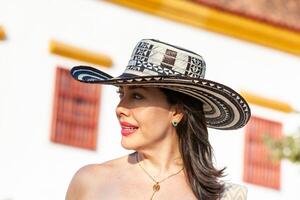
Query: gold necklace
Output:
[[136, 153, 184, 200]]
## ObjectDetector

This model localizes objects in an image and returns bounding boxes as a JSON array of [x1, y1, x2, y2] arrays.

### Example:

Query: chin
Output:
[[120, 137, 139, 150]]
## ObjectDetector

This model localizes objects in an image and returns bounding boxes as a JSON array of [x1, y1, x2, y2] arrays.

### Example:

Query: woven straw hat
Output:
[[71, 39, 251, 130]]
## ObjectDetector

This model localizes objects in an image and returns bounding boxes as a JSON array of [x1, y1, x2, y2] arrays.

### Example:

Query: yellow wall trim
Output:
[[49, 40, 113, 67], [107, 0, 300, 56], [240, 91, 295, 113], [0, 26, 6, 40]]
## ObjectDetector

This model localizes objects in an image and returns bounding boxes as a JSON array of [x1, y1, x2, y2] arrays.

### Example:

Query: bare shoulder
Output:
[[65, 153, 135, 200], [220, 183, 248, 200], [65, 164, 111, 200]]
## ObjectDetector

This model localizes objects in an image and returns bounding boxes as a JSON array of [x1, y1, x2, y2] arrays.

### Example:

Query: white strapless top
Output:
[[220, 183, 247, 200]]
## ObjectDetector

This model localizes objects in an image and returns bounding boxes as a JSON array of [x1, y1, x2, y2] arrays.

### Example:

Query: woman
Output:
[[66, 39, 251, 200]]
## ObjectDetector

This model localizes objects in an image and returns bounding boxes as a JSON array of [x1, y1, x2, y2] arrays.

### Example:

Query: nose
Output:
[[115, 98, 130, 119]]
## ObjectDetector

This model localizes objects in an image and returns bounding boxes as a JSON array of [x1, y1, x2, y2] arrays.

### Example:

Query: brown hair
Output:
[[161, 88, 225, 200]]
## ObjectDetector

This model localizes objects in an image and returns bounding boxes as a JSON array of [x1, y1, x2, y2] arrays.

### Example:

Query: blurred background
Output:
[[0, 0, 300, 199]]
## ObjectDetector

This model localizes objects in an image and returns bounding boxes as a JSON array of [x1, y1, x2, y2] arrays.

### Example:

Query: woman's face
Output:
[[116, 86, 178, 150]]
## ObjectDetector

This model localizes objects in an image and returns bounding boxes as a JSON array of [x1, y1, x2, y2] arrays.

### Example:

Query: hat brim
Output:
[[71, 66, 251, 130]]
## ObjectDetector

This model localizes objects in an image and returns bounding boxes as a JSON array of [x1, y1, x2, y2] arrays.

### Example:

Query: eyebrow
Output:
[[119, 86, 148, 91]]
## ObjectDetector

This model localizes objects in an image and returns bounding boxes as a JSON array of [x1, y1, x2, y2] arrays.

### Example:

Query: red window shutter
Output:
[[243, 116, 282, 190], [50, 67, 101, 150]]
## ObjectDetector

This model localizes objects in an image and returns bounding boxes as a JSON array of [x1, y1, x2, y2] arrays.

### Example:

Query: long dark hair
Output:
[[161, 88, 225, 200]]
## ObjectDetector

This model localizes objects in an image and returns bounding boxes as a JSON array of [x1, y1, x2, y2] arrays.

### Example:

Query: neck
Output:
[[136, 135, 183, 176]]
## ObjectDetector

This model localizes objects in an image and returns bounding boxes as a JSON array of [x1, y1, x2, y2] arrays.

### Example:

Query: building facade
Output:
[[0, 0, 300, 199]]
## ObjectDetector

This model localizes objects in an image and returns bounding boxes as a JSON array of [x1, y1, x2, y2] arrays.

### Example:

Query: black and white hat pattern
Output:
[[71, 39, 251, 130]]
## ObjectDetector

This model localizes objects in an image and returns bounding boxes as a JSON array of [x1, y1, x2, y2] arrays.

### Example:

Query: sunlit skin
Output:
[[116, 86, 185, 172], [65, 86, 197, 200], [117, 86, 178, 150]]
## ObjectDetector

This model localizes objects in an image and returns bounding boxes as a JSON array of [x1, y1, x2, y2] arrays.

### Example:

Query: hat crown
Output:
[[124, 39, 206, 79]]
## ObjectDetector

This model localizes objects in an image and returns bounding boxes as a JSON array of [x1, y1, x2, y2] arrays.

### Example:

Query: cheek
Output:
[[120, 108, 172, 150], [136, 108, 171, 138]]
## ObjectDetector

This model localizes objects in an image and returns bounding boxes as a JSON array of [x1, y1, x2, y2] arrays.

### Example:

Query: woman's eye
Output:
[[116, 89, 143, 100], [132, 93, 143, 100]]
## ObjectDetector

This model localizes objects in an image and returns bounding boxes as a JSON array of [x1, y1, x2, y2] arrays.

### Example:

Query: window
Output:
[[50, 67, 101, 150], [243, 116, 282, 189]]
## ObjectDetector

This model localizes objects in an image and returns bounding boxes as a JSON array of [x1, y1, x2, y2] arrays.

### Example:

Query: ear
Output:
[[170, 104, 184, 123]]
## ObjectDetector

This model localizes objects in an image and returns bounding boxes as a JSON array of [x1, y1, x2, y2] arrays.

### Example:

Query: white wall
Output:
[[0, 0, 300, 199]]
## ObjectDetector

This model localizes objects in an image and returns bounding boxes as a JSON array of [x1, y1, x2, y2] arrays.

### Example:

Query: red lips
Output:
[[120, 121, 138, 136]]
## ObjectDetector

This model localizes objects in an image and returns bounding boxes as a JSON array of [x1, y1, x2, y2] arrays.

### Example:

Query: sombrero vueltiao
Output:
[[71, 39, 251, 130]]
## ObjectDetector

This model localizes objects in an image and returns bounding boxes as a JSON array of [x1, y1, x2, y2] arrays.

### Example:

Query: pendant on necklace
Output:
[[153, 182, 160, 191]]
